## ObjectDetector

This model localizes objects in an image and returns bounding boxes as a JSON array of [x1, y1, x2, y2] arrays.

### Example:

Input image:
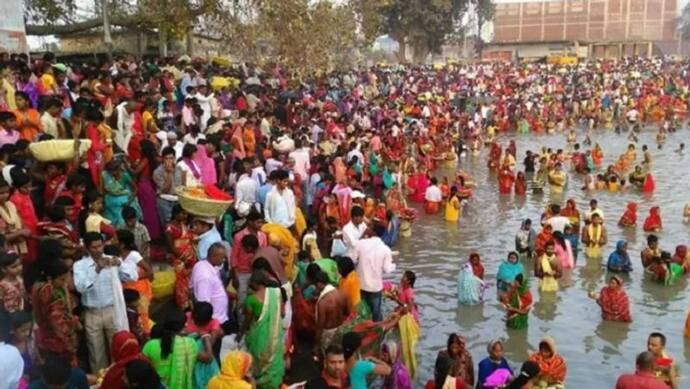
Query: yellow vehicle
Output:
[[546, 52, 579, 66]]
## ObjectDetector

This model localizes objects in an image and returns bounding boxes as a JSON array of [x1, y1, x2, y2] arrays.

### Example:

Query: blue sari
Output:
[[382, 216, 400, 247], [607, 240, 632, 273], [496, 259, 524, 293], [102, 170, 142, 226]]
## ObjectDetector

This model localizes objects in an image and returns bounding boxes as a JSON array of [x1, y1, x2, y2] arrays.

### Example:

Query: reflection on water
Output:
[[393, 129, 690, 387]]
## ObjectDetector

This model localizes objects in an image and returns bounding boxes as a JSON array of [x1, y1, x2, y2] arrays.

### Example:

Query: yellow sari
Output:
[[261, 223, 298, 280], [548, 171, 566, 194], [584, 224, 603, 258]]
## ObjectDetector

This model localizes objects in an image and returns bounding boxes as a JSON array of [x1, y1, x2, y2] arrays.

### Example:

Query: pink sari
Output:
[[555, 241, 574, 269], [332, 184, 353, 225], [409, 173, 429, 203], [193, 145, 217, 185]]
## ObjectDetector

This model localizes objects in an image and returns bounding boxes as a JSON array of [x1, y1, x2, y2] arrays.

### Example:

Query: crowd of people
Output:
[[0, 50, 689, 389]]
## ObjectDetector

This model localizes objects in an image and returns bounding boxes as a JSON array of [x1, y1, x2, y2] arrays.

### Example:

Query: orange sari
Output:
[[13, 108, 41, 141]]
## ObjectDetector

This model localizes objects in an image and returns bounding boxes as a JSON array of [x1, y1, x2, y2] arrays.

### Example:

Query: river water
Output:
[[392, 128, 690, 387]]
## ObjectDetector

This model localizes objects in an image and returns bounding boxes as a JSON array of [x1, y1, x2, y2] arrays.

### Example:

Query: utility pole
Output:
[[102, 0, 113, 60]]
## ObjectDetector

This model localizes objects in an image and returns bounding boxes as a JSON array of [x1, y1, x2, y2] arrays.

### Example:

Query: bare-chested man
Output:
[[314, 271, 349, 358]]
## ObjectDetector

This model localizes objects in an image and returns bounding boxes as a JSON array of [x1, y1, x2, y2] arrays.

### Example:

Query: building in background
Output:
[[487, 0, 682, 59], [0, 0, 28, 53]]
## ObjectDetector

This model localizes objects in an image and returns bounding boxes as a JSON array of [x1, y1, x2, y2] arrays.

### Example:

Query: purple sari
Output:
[[382, 341, 412, 389]]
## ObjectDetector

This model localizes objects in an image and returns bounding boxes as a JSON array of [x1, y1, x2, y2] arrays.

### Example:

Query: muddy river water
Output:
[[391, 128, 690, 387]]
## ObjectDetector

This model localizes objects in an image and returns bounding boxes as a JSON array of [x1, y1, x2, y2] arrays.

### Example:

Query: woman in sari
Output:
[[618, 202, 638, 227], [477, 339, 513, 389], [547, 163, 567, 194], [381, 340, 412, 389], [165, 205, 197, 310], [12, 91, 41, 141], [132, 139, 162, 240], [102, 159, 142, 227], [407, 169, 429, 203], [535, 242, 561, 293], [672, 245, 689, 273], [643, 206, 662, 232], [433, 333, 474, 389], [101, 331, 150, 389], [469, 253, 485, 280], [528, 337, 567, 388], [559, 199, 580, 232], [502, 274, 532, 330], [208, 351, 254, 389], [243, 272, 285, 389], [457, 263, 486, 306], [497, 165, 515, 195], [534, 224, 553, 258], [142, 312, 212, 389], [607, 240, 633, 273], [514, 172, 527, 196], [31, 258, 79, 363], [193, 140, 217, 186], [0, 177, 28, 258], [497, 251, 524, 299], [552, 232, 574, 270], [589, 275, 631, 322]]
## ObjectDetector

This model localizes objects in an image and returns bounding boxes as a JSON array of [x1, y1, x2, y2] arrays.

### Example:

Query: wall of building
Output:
[[493, 0, 678, 43]]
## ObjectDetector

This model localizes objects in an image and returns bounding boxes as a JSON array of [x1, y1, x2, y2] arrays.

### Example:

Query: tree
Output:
[[354, 0, 469, 63], [474, 0, 495, 56], [220, 0, 361, 75]]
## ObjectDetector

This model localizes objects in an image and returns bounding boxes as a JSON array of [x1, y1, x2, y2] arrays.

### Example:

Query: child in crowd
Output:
[[0, 252, 25, 313], [122, 206, 151, 259]]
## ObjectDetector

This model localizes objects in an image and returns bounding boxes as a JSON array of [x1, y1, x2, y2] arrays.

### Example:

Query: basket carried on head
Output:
[[29, 139, 92, 162], [176, 187, 233, 218]]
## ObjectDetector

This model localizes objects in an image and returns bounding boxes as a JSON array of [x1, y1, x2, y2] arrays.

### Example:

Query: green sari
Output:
[[245, 287, 284, 389], [506, 282, 532, 330], [141, 336, 198, 389]]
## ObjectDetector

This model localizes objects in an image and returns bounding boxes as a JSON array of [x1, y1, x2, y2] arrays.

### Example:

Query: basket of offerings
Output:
[[29, 139, 91, 162], [151, 270, 175, 300], [176, 185, 233, 218]]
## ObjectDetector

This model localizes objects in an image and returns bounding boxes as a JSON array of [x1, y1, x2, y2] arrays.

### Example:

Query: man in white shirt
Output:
[[352, 227, 396, 321], [73, 232, 138, 372], [546, 204, 570, 233], [235, 167, 259, 216], [342, 206, 367, 259], [194, 84, 214, 131], [288, 138, 311, 182], [264, 169, 296, 228], [424, 177, 443, 214], [114, 100, 137, 153]]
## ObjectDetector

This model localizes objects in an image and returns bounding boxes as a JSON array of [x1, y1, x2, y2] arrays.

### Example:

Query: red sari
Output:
[[166, 222, 197, 309], [534, 227, 553, 258], [598, 282, 631, 322], [559, 199, 581, 232], [86, 122, 106, 188], [10, 191, 38, 262], [407, 173, 429, 203], [514, 173, 527, 195], [100, 331, 149, 389], [618, 202, 638, 227], [32, 282, 79, 362], [643, 206, 662, 232], [498, 168, 515, 194]]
